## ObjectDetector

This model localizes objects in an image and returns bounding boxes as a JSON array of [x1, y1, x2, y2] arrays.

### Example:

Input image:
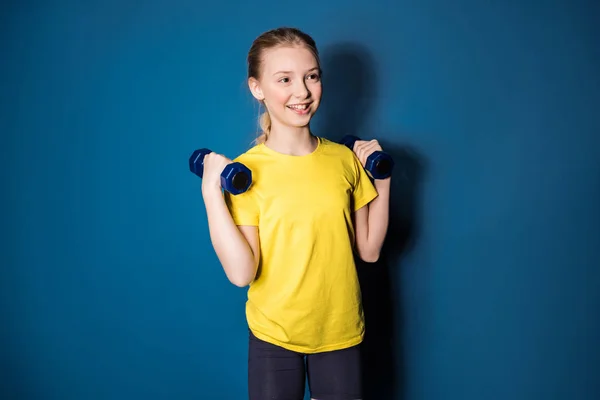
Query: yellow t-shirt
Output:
[[223, 136, 378, 353]]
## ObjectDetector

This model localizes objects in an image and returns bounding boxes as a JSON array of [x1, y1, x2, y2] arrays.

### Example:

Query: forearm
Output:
[[202, 187, 257, 286], [364, 178, 391, 260]]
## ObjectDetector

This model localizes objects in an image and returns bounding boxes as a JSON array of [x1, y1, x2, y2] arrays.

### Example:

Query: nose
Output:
[[294, 79, 310, 99]]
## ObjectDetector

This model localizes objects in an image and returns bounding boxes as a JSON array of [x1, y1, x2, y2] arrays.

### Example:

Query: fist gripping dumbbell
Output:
[[340, 135, 394, 180], [189, 149, 252, 195]]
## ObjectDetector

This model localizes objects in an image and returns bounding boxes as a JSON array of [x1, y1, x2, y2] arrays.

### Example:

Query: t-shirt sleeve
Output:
[[224, 189, 259, 226], [351, 153, 379, 212]]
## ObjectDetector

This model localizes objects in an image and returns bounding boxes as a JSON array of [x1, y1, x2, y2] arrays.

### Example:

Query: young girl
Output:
[[201, 27, 390, 400]]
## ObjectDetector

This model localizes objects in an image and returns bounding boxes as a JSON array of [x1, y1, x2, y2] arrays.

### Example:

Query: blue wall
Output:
[[2, 1, 599, 399]]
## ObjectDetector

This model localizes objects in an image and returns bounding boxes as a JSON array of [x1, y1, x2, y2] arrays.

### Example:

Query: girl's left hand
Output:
[[353, 139, 383, 168]]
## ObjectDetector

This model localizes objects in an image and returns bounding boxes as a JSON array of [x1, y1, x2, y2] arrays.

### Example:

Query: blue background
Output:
[[2, 1, 599, 399]]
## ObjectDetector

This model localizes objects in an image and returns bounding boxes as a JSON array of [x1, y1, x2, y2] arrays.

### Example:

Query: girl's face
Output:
[[249, 45, 322, 132]]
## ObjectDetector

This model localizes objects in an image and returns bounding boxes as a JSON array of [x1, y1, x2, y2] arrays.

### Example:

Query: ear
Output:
[[248, 77, 265, 101]]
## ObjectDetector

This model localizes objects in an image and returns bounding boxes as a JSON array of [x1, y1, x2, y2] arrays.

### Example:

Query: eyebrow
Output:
[[273, 67, 320, 76]]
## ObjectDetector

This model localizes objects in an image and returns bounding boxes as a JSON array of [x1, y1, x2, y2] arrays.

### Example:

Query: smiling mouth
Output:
[[286, 103, 311, 115]]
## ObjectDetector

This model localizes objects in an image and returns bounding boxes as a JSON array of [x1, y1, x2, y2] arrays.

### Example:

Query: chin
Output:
[[291, 117, 314, 128]]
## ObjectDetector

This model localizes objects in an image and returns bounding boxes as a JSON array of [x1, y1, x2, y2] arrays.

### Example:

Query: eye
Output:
[[278, 77, 290, 83], [307, 73, 320, 81]]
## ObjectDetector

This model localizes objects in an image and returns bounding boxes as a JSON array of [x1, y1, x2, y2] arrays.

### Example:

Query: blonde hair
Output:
[[247, 27, 321, 145]]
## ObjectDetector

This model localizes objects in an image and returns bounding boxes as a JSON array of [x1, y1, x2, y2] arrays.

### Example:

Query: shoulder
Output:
[[232, 143, 267, 164], [318, 137, 361, 172], [318, 137, 356, 159]]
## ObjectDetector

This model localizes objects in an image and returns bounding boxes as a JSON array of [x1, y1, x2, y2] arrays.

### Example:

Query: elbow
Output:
[[227, 269, 256, 287], [228, 271, 254, 287], [360, 251, 380, 263], [226, 260, 258, 287], [230, 276, 252, 287], [356, 245, 381, 263]]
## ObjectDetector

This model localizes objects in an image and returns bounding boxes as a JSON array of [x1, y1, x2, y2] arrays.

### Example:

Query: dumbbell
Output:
[[340, 135, 394, 179], [189, 149, 252, 195]]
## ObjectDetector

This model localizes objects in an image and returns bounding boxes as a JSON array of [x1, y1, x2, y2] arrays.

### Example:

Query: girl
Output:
[[201, 27, 390, 400]]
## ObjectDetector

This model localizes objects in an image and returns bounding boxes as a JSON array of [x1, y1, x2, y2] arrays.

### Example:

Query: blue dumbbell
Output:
[[189, 148, 252, 195], [340, 135, 394, 180]]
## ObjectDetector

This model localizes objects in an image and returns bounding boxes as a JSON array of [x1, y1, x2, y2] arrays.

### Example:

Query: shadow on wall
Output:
[[317, 42, 427, 400]]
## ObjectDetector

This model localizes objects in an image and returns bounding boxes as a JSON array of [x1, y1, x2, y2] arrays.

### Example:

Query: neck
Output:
[[265, 123, 317, 156]]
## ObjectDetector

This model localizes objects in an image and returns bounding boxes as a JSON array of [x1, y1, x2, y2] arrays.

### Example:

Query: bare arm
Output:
[[202, 187, 260, 286], [353, 177, 391, 262], [200, 151, 260, 287]]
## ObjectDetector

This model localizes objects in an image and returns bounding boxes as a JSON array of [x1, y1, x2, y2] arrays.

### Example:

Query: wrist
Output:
[[201, 184, 223, 199], [374, 177, 391, 192]]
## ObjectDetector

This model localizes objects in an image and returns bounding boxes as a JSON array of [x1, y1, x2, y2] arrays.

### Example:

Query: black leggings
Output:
[[248, 330, 362, 400]]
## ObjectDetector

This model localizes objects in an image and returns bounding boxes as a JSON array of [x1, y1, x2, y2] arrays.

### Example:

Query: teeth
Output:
[[288, 104, 308, 110]]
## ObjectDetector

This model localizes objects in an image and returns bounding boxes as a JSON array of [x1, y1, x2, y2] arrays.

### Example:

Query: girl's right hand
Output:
[[201, 152, 233, 194]]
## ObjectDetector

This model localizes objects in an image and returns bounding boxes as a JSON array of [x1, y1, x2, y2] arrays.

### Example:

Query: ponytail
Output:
[[255, 110, 271, 145]]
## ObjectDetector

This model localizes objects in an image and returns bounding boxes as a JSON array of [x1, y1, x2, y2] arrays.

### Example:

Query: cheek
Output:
[[264, 85, 291, 106], [311, 83, 323, 100]]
